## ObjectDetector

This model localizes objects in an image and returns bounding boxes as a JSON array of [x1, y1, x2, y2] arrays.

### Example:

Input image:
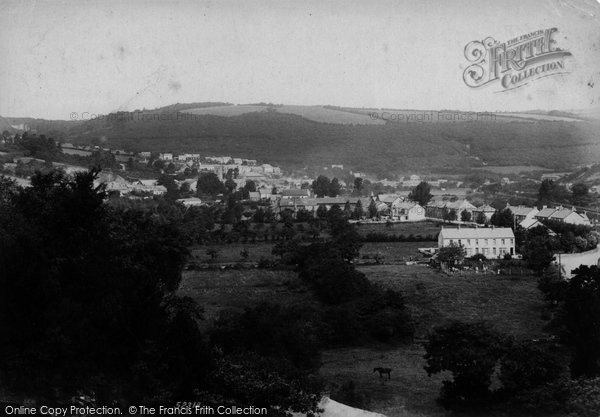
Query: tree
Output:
[[0, 170, 208, 402], [311, 175, 331, 198], [490, 208, 513, 228], [424, 321, 508, 410], [408, 181, 433, 206], [316, 204, 328, 220], [343, 200, 352, 219], [499, 342, 570, 410], [437, 243, 465, 268], [563, 265, 600, 377], [460, 210, 472, 222], [476, 211, 487, 224], [197, 172, 226, 197], [445, 208, 457, 222], [538, 179, 569, 205], [352, 199, 364, 220], [157, 174, 180, 200], [224, 178, 237, 193], [521, 226, 555, 274], [242, 180, 257, 199], [368, 200, 378, 219], [329, 178, 341, 197], [353, 177, 364, 195], [571, 183, 589, 206]]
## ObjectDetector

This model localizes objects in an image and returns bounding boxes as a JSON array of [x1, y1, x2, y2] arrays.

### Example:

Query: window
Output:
[[493, 247, 497, 255], [484, 239, 488, 245], [502, 239, 505, 245], [475, 239, 479, 245], [467, 239, 471, 245]]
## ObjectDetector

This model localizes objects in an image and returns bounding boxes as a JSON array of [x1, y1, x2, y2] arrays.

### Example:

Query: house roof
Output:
[[507, 205, 537, 217], [445, 200, 477, 210], [475, 204, 496, 212], [549, 208, 576, 220], [296, 197, 358, 206], [439, 227, 515, 240], [520, 218, 543, 229], [536, 208, 558, 218], [281, 189, 311, 197], [377, 194, 403, 204], [394, 201, 421, 210]]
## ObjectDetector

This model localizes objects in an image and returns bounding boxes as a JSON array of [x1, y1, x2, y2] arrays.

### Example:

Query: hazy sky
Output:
[[1, 0, 599, 119]]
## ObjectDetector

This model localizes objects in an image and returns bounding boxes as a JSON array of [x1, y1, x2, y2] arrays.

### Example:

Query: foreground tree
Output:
[[0, 170, 205, 402], [563, 265, 600, 378], [424, 321, 508, 410]]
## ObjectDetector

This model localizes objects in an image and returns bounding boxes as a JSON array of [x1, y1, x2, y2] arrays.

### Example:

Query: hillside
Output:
[[4, 104, 600, 174]]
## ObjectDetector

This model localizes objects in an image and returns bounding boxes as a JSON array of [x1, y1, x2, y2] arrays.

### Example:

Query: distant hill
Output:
[[3, 103, 599, 174], [4, 117, 82, 138], [0, 116, 16, 134]]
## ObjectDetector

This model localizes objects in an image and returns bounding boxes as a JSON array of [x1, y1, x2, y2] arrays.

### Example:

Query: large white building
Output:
[[438, 227, 515, 258]]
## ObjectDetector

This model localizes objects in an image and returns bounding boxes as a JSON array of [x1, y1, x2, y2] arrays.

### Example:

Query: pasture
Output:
[[178, 268, 312, 325], [321, 265, 552, 417], [355, 221, 441, 238], [182, 238, 554, 416]]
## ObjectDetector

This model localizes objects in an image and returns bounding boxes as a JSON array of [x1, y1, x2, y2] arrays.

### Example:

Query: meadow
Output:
[[179, 238, 554, 417]]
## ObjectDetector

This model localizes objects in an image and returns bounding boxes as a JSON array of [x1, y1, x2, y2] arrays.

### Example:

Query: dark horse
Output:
[[373, 367, 391, 379]]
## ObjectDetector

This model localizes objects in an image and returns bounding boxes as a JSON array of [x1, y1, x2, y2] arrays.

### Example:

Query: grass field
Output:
[[320, 265, 552, 417], [190, 241, 432, 265], [178, 269, 313, 325], [190, 242, 277, 264], [360, 242, 430, 263], [181, 240, 555, 417], [355, 221, 441, 238]]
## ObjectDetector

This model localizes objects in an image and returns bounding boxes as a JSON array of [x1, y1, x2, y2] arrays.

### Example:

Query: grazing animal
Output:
[[373, 367, 392, 379]]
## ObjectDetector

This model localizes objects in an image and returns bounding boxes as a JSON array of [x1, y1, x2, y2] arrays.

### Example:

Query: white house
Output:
[[473, 204, 496, 222], [438, 227, 515, 258], [159, 153, 173, 161], [393, 201, 425, 222], [176, 197, 203, 207]]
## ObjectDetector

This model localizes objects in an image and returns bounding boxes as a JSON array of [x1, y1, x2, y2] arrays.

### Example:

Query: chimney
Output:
[[542, 205, 547, 209]]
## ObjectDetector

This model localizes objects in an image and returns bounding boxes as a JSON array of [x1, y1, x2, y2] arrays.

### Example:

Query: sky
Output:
[[0, 0, 599, 119]]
